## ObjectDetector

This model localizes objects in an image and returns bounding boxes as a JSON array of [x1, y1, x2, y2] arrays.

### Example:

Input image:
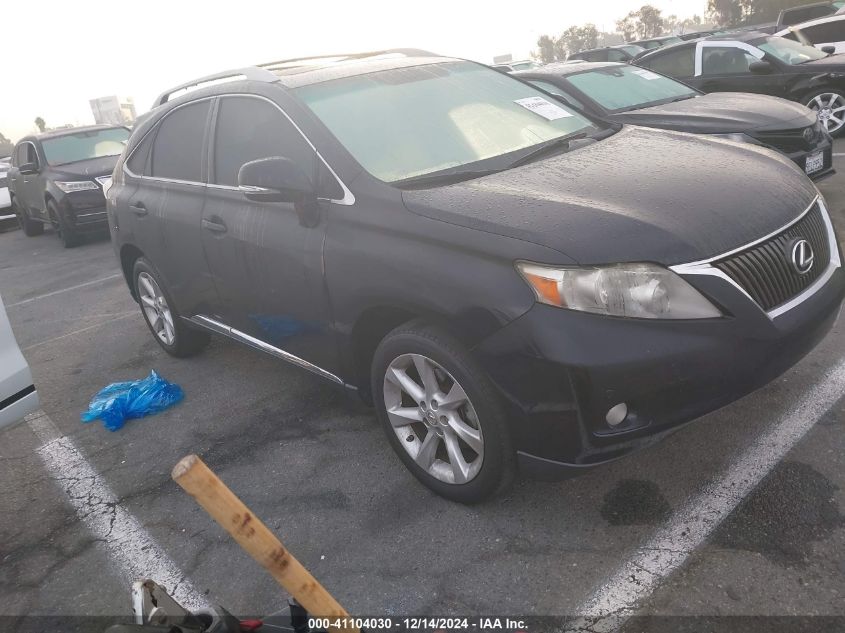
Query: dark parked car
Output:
[[516, 61, 834, 179], [567, 44, 645, 63], [109, 51, 843, 502], [678, 29, 721, 41], [634, 31, 845, 135], [7, 125, 129, 247], [628, 35, 684, 50], [777, 1, 843, 28]]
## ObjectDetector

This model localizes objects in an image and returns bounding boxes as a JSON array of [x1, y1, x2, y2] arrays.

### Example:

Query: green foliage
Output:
[[617, 5, 666, 40], [706, 0, 820, 27], [34, 117, 46, 133]]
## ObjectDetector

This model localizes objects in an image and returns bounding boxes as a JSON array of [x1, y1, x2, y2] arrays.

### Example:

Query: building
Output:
[[89, 96, 137, 126]]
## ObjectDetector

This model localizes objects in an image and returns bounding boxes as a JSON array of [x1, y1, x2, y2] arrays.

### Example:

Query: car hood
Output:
[[48, 155, 120, 179], [794, 55, 845, 71], [608, 92, 815, 133], [402, 126, 818, 266]]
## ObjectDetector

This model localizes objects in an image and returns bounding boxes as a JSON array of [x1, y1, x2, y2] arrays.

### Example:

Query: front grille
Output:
[[751, 124, 820, 153], [713, 202, 831, 312]]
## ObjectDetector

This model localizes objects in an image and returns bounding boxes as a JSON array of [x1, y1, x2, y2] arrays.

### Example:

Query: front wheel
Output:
[[133, 258, 210, 357], [805, 89, 845, 136], [47, 200, 80, 248], [14, 199, 44, 236], [371, 321, 514, 503]]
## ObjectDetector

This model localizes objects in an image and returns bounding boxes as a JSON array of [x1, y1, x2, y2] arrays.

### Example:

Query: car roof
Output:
[[267, 53, 461, 88], [20, 124, 127, 144], [152, 50, 463, 106], [515, 61, 625, 78], [776, 11, 845, 32]]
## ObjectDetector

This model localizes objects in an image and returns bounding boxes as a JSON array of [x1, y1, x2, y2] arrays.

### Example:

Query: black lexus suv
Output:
[[8, 125, 129, 247], [108, 51, 844, 503]]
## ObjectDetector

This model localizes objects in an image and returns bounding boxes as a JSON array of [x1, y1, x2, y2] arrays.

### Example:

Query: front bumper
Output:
[[59, 190, 108, 232], [474, 261, 844, 479], [756, 134, 834, 181]]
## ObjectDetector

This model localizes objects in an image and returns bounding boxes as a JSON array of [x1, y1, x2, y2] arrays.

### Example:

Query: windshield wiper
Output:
[[394, 167, 503, 189], [507, 132, 588, 169]]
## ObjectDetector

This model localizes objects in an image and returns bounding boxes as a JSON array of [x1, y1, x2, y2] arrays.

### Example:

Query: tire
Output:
[[804, 89, 845, 137], [47, 200, 80, 248], [14, 198, 44, 236], [132, 257, 210, 357], [371, 320, 515, 503]]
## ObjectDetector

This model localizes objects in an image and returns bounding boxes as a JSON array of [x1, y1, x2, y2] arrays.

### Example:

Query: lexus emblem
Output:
[[802, 126, 814, 142], [790, 239, 815, 274]]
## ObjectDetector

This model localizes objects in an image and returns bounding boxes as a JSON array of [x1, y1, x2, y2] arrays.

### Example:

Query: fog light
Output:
[[606, 403, 628, 427]]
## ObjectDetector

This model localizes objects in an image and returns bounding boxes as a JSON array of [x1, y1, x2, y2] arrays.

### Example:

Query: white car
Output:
[[0, 160, 15, 230], [776, 13, 845, 54], [0, 293, 38, 429]]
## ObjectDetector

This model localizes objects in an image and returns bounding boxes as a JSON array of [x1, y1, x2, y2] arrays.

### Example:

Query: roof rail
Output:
[[258, 48, 438, 70], [153, 67, 279, 107]]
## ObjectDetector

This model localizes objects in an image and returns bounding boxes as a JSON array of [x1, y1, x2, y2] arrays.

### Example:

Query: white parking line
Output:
[[22, 311, 137, 351], [833, 153, 845, 157], [568, 359, 845, 632], [26, 410, 208, 611], [6, 274, 123, 309]]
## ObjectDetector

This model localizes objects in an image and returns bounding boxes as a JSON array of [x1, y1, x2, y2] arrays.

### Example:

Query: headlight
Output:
[[516, 262, 722, 319], [708, 133, 760, 145], [55, 180, 98, 193]]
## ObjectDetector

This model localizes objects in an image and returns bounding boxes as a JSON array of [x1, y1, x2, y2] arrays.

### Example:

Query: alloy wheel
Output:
[[383, 353, 484, 484], [808, 92, 845, 134], [138, 272, 176, 346]]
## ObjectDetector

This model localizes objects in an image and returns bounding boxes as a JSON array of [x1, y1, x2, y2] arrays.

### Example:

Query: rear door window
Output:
[[150, 100, 210, 182], [639, 46, 695, 78], [701, 46, 758, 74], [211, 96, 315, 187], [802, 19, 845, 43]]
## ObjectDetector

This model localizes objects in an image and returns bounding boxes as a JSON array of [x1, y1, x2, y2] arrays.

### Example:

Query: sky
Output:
[[2, 0, 707, 143]]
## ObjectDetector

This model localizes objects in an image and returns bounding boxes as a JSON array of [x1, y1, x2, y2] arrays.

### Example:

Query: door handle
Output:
[[202, 218, 227, 233], [129, 202, 148, 216]]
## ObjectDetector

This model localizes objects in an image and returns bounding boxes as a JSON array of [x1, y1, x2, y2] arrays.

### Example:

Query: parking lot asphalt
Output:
[[1, 140, 845, 627]]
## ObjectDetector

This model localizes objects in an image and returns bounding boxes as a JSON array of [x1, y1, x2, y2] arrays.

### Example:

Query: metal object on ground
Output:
[[171, 454, 356, 633]]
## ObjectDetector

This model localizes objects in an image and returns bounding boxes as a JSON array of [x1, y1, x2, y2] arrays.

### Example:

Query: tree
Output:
[[706, 0, 751, 26], [0, 132, 12, 159], [557, 24, 599, 59], [616, 5, 665, 41], [535, 34, 557, 64], [34, 117, 46, 133]]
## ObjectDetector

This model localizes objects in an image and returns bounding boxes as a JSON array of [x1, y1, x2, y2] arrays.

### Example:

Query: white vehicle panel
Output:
[[0, 293, 38, 429]]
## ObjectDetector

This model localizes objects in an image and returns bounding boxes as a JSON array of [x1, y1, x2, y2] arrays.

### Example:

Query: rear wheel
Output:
[[372, 321, 514, 503], [805, 89, 845, 136], [14, 198, 44, 236], [47, 200, 80, 248], [132, 258, 210, 357]]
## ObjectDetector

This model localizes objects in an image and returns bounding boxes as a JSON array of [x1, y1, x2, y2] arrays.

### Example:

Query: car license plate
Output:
[[805, 151, 825, 174]]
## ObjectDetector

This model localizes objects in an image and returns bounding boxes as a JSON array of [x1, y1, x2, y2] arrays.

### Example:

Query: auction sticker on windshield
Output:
[[632, 68, 662, 80], [514, 96, 573, 120]]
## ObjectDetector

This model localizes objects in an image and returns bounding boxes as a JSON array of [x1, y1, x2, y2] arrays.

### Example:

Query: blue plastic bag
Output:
[[81, 370, 184, 431]]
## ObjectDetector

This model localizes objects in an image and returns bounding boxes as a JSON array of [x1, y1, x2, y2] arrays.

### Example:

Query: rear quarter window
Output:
[[150, 100, 211, 182], [639, 47, 695, 78]]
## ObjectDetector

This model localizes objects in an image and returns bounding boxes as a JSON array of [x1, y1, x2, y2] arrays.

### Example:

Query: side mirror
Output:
[[19, 161, 39, 175], [822, 45, 836, 54], [238, 157, 314, 204], [749, 60, 773, 74]]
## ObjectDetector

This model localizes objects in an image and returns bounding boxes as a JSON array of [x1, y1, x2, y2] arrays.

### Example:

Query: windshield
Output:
[[295, 61, 598, 183], [41, 127, 129, 166], [756, 36, 828, 63], [566, 65, 697, 111]]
